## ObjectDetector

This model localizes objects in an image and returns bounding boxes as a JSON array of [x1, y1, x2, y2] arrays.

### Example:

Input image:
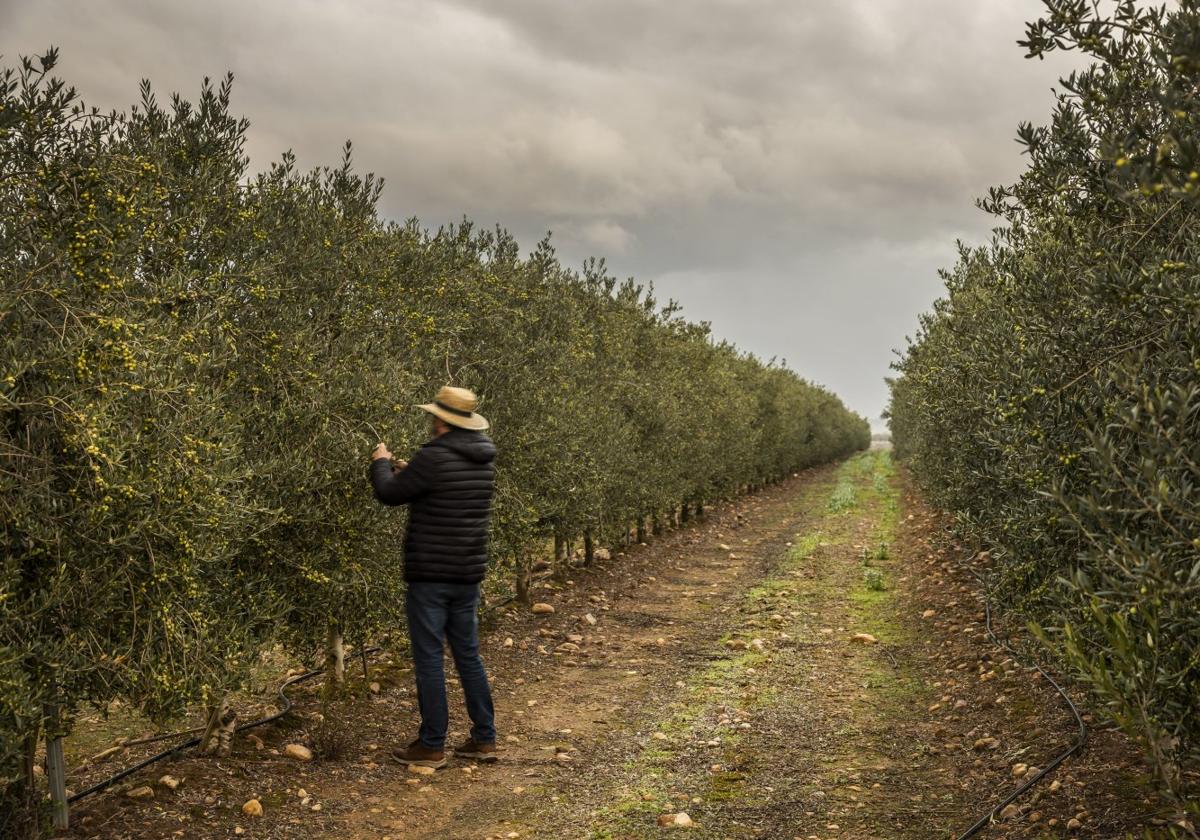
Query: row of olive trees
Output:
[[889, 0, 1200, 822], [0, 50, 869, 830]]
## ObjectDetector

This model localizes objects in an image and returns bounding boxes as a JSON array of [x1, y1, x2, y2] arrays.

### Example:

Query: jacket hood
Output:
[[435, 429, 497, 464]]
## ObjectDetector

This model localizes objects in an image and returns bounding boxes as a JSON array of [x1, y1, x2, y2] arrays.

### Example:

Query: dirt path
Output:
[[449, 451, 933, 840], [333, 462, 845, 840], [67, 453, 1171, 839]]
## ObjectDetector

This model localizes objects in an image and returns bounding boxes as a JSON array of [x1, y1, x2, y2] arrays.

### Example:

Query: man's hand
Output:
[[372, 442, 392, 462]]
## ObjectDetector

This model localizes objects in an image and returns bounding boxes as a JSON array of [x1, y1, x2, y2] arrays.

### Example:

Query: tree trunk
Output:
[[651, 513, 662, 537], [324, 623, 345, 698], [0, 729, 40, 839], [554, 544, 572, 582], [3, 727, 41, 838], [584, 529, 595, 565], [636, 517, 647, 544], [198, 699, 222, 753], [198, 696, 237, 757], [551, 533, 567, 581], [515, 554, 532, 605], [680, 502, 690, 525], [695, 500, 705, 519]]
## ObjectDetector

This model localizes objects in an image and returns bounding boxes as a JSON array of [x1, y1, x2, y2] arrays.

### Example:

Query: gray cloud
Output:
[[1, 0, 1079, 427]]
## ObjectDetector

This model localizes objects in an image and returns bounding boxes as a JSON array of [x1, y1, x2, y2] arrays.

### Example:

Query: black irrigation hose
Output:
[[117, 726, 205, 748], [953, 553, 1088, 840], [68, 646, 382, 804], [69, 578, 537, 806], [67, 550, 675, 806]]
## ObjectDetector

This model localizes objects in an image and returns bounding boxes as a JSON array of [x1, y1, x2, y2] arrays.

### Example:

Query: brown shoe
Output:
[[391, 738, 447, 768], [452, 738, 498, 762]]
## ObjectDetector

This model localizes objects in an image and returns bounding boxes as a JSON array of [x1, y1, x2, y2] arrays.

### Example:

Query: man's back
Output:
[[370, 428, 497, 584]]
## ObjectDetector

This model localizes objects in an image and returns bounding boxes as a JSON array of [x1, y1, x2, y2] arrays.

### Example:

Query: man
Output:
[[369, 385, 498, 768]]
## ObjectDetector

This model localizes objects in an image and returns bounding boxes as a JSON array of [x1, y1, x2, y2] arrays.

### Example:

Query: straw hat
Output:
[[418, 385, 489, 431]]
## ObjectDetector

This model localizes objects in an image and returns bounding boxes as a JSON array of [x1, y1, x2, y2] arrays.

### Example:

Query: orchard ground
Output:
[[60, 453, 1172, 839]]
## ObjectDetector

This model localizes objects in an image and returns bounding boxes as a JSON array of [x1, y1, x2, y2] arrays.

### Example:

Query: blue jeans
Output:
[[405, 581, 496, 750]]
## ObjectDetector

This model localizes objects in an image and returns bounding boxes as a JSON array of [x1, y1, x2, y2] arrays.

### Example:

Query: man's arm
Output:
[[369, 448, 434, 506]]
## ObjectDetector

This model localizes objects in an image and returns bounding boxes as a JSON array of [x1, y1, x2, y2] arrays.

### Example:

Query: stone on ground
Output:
[[284, 743, 313, 761]]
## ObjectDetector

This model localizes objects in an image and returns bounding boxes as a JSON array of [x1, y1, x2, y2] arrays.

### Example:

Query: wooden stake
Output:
[[46, 707, 69, 831]]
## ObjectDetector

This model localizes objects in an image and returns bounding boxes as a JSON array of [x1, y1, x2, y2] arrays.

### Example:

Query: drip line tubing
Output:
[[68, 646, 382, 804], [952, 552, 1087, 839]]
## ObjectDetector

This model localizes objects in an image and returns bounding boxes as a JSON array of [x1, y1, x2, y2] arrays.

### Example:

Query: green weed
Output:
[[864, 567, 886, 591]]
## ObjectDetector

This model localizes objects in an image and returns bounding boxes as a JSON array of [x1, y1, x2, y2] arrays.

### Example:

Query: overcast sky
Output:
[[1, 0, 1079, 429]]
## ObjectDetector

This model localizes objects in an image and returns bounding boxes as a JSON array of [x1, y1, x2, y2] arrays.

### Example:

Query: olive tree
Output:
[[0, 56, 274, 825], [890, 0, 1200, 815]]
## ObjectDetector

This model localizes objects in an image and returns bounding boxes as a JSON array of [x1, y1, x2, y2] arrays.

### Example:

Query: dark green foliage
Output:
[[889, 0, 1200, 814], [0, 51, 869, 821]]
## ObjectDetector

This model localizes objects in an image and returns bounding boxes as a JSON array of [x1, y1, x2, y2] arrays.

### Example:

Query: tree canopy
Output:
[[0, 50, 868, 826]]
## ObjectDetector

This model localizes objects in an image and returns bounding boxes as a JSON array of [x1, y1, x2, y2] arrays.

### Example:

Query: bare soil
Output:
[[61, 454, 1173, 839]]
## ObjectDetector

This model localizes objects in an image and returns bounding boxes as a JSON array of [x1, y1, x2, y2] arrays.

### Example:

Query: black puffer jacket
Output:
[[369, 429, 497, 584]]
